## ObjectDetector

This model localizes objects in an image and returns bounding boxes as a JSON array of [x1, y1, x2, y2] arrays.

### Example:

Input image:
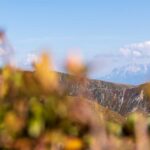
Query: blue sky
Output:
[[1, 0, 150, 76]]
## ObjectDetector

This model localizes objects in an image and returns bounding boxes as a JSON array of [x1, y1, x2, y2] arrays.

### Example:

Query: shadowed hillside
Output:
[[20, 70, 150, 116], [58, 72, 150, 115]]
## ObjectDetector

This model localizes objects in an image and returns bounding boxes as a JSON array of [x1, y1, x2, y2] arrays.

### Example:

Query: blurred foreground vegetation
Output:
[[0, 53, 150, 150]]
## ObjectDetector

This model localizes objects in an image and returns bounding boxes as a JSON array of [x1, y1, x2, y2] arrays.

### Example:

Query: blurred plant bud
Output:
[[28, 117, 44, 138], [66, 53, 87, 76], [34, 53, 58, 91]]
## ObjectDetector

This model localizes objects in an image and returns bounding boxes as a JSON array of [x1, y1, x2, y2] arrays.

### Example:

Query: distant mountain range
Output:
[[102, 63, 150, 85]]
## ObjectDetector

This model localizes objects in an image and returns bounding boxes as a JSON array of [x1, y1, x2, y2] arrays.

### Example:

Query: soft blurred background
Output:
[[1, 1, 150, 150]]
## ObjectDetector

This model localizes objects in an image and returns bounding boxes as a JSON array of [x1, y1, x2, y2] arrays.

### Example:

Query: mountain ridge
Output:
[[57, 72, 150, 115], [23, 71, 150, 116]]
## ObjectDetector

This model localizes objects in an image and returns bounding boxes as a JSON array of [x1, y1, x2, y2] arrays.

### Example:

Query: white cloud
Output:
[[132, 50, 142, 57], [120, 47, 131, 57], [120, 41, 150, 58]]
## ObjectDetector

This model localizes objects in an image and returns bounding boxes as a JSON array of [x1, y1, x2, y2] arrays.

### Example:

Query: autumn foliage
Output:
[[0, 53, 150, 150]]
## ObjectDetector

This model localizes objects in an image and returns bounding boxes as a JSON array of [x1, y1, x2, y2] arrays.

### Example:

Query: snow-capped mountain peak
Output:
[[102, 63, 150, 85]]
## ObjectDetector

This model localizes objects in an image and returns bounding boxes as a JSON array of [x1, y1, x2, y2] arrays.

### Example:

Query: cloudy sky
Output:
[[0, 0, 150, 76]]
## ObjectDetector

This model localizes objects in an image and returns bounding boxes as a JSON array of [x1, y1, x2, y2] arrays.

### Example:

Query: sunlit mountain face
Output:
[[102, 63, 150, 85]]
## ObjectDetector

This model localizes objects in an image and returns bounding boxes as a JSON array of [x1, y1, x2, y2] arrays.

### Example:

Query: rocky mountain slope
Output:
[[58, 72, 150, 116]]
